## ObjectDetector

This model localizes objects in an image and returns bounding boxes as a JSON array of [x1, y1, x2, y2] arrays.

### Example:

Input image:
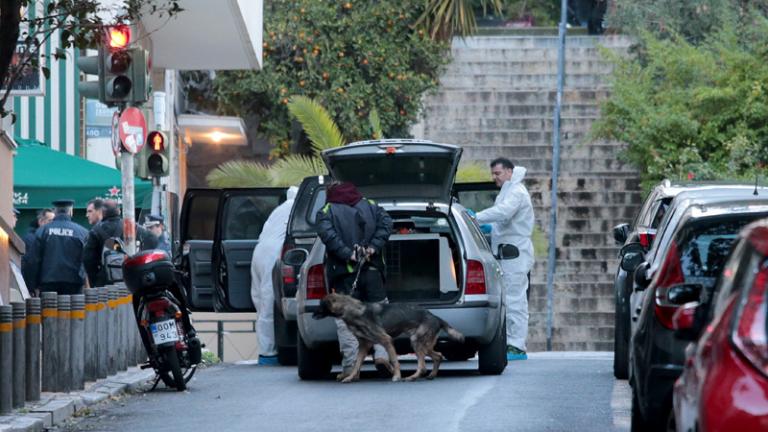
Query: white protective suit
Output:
[[476, 166, 535, 350], [250, 186, 299, 357]]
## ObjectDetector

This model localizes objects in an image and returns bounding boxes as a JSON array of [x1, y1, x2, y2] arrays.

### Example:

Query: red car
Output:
[[673, 218, 768, 432]]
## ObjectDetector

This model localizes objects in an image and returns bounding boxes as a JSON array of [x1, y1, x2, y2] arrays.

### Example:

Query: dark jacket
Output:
[[316, 198, 392, 281], [83, 215, 123, 287], [23, 214, 89, 288], [21, 224, 38, 287]]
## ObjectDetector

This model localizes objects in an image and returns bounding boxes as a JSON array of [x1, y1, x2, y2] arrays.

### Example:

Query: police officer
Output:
[[143, 214, 171, 254], [24, 199, 89, 295]]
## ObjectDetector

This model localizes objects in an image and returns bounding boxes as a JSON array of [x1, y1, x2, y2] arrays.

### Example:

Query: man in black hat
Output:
[[24, 199, 89, 295]]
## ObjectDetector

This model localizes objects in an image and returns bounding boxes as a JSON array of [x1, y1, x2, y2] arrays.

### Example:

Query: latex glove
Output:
[[365, 247, 376, 259], [480, 224, 492, 234], [466, 209, 477, 218]]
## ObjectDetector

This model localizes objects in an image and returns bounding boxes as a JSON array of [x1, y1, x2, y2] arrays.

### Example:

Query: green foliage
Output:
[[287, 96, 345, 154], [206, 160, 273, 188], [417, 0, 503, 39], [592, 20, 768, 190], [213, 0, 449, 156], [455, 162, 490, 182], [494, 0, 560, 26], [606, 0, 766, 42], [269, 155, 328, 187]]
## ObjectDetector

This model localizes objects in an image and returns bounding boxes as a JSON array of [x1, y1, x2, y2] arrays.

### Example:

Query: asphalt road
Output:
[[60, 352, 630, 432]]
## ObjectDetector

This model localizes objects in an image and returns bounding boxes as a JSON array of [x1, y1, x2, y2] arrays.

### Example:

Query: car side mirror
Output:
[[620, 242, 645, 272], [613, 223, 630, 245], [496, 244, 520, 260], [633, 262, 651, 291], [667, 283, 703, 305], [283, 249, 308, 267], [672, 302, 700, 341]]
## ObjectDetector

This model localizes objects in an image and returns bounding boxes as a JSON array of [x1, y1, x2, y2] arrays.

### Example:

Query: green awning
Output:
[[12, 138, 152, 209]]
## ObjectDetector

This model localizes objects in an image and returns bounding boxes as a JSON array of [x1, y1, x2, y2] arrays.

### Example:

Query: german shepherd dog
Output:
[[313, 293, 465, 383]]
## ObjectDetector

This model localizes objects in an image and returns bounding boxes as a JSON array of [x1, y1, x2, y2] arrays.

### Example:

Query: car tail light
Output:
[[639, 229, 657, 249], [731, 264, 768, 376], [671, 302, 697, 330], [282, 265, 296, 285], [654, 240, 685, 329], [306, 264, 326, 300], [465, 260, 486, 295]]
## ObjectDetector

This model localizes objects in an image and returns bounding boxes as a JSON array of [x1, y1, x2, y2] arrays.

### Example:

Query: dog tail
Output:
[[440, 319, 465, 343]]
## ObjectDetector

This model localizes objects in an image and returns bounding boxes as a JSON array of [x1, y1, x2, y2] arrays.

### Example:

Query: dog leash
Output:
[[349, 245, 368, 296]]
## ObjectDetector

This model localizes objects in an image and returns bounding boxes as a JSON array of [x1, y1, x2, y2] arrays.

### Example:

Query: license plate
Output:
[[150, 319, 179, 345]]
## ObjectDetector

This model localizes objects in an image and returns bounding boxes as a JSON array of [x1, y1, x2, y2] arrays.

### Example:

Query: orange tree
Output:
[[212, 0, 449, 156]]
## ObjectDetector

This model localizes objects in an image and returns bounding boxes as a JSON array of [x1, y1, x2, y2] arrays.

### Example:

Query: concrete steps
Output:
[[415, 34, 640, 351]]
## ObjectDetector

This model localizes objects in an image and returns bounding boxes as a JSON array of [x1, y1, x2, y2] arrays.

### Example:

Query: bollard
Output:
[[97, 287, 108, 378], [70, 295, 85, 390], [84, 289, 98, 381], [41, 292, 58, 392], [107, 286, 118, 375], [116, 286, 126, 371], [0, 305, 13, 414], [12, 302, 26, 408], [218, 321, 224, 362], [57, 295, 71, 392], [26, 298, 41, 402]]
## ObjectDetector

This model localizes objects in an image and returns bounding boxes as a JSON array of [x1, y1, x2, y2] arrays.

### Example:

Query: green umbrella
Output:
[[12, 138, 151, 209]]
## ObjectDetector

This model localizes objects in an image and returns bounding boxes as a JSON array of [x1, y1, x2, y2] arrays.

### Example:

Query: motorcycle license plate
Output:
[[150, 319, 179, 345]]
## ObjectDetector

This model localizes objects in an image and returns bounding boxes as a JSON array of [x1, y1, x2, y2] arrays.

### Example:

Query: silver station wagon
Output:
[[292, 139, 512, 380]]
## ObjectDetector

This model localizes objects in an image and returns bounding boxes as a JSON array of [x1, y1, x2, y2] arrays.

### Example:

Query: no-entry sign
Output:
[[118, 107, 147, 154]]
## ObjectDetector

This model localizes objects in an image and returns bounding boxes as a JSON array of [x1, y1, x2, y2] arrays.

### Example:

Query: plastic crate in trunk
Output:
[[383, 233, 458, 302]]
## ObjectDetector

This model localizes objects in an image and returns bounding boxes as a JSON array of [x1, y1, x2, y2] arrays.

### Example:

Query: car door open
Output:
[[212, 188, 287, 312], [179, 188, 222, 311]]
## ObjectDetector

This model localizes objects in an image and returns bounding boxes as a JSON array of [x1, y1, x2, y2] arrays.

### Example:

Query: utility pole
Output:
[[545, 0, 569, 351]]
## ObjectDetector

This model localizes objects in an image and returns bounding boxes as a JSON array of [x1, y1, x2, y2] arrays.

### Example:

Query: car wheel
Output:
[[297, 330, 332, 380], [274, 303, 297, 366], [613, 284, 630, 379], [478, 318, 507, 375]]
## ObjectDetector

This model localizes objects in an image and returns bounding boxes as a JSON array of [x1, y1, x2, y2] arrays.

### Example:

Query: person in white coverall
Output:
[[475, 157, 534, 360], [250, 186, 299, 365]]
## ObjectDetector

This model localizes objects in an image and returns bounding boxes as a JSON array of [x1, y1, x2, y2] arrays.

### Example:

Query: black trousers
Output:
[[39, 283, 83, 296], [331, 266, 386, 303]]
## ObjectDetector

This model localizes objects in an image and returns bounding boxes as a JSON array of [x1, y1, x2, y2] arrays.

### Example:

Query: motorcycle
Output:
[[116, 241, 202, 391]]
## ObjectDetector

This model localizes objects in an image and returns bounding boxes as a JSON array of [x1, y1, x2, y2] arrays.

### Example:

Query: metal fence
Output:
[[194, 319, 257, 363], [0, 283, 144, 414]]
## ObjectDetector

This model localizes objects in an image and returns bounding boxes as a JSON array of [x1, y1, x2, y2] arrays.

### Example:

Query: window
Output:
[[222, 194, 282, 240], [185, 194, 218, 241], [461, 210, 491, 253]]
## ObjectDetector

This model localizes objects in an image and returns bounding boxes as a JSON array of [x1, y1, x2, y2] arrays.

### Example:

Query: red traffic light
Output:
[[107, 25, 131, 50], [147, 131, 165, 152]]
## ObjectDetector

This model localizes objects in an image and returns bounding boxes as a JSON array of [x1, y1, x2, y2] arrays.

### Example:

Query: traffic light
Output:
[[146, 131, 170, 177], [76, 25, 151, 106]]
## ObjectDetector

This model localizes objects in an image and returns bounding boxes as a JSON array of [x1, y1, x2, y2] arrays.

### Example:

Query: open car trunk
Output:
[[381, 213, 461, 303]]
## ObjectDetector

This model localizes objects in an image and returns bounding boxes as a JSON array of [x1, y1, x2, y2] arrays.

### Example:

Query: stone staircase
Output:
[[413, 35, 641, 351]]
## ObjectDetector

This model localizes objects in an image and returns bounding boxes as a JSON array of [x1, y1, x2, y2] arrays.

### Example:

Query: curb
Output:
[[0, 367, 156, 432]]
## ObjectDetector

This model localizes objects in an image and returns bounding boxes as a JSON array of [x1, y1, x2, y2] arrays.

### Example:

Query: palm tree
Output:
[[417, 0, 504, 40], [206, 96, 490, 188]]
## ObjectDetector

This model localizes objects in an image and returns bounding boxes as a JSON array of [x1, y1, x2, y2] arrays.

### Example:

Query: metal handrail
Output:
[[192, 319, 257, 362]]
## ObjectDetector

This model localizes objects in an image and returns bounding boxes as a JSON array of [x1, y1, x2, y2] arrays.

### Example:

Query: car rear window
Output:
[[290, 185, 326, 234], [679, 217, 763, 281]]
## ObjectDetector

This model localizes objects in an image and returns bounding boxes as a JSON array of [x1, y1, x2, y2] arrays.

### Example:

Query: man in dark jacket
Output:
[[83, 200, 123, 287], [24, 199, 89, 295], [316, 181, 392, 379], [21, 208, 54, 287]]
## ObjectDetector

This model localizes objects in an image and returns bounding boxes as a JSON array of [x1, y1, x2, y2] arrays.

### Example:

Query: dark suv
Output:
[[628, 191, 768, 430]]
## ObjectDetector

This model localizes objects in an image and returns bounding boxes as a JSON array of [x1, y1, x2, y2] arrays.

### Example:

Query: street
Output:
[[62, 353, 630, 432]]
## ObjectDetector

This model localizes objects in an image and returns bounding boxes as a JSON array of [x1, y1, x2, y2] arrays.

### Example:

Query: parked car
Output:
[[271, 175, 329, 365], [613, 179, 683, 379], [673, 218, 768, 432], [629, 192, 768, 431], [177, 187, 287, 312], [294, 139, 509, 380]]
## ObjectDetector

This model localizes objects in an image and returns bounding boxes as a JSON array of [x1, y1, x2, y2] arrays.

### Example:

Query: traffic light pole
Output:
[[151, 176, 162, 217], [120, 151, 137, 255]]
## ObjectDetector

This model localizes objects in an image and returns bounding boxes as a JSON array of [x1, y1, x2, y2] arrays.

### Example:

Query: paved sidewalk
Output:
[[0, 368, 156, 432]]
